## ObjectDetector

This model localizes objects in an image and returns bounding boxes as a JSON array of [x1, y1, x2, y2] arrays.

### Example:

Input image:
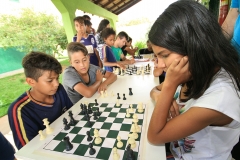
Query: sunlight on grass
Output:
[[0, 60, 70, 118]]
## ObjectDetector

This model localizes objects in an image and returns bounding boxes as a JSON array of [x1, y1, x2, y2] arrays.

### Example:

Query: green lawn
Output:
[[0, 59, 70, 118]]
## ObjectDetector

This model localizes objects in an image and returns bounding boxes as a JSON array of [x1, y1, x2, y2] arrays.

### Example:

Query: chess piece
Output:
[[123, 93, 126, 100], [133, 122, 140, 132], [105, 90, 108, 97], [93, 112, 98, 120], [121, 68, 124, 76], [129, 104, 134, 112], [129, 71, 132, 75], [125, 144, 136, 160], [88, 104, 93, 114], [116, 100, 120, 107], [126, 109, 131, 118], [129, 88, 133, 96], [117, 136, 123, 148], [79, 103, 84, 115], [137, 102, 144, 113], [89, 143, 96, 155], [117, 93, 120, 99], [39, 130, 45, 140], [69, 111, 76, 125], [95, 99, 98, 106], [132, 127, 139, 139], [86, 117, 92, 127], [63, 117, 70, 130], [87, 131, 93, 142], [128, 134, 136, 149], [113, 147, 120, 160], [101, 91, 104, 98], [43, 118, 53, 134], [94, 132, 102, 145], [111, 91, 114, 96], [84, 112, 90, 121], [96, 108, 101, 116], [63, 136, 73, 151]]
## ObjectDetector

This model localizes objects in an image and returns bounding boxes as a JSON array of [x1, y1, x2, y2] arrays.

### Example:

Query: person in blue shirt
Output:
[[101, 28, 125, 72], [8, 52, 73, 149], [0, 132, 15, 160], [222, 0, 240, 57], [73, 16, 103, 68]]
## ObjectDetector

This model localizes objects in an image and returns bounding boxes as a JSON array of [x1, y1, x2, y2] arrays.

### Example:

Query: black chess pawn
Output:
[[129, 88, 133, 96], [86, 117, 92, 127], [88, 104, 93, 114], [63, 117, 70, 130], [93, 112, 98, 120], [123, 93, 126, 100], [86, 131, 93, 141], [95, 99, 98, 106], [129, 71, 132, 75], [96, 108, 101, 116], [89, 143, 96, 155], [79, 103, 84, 115], [117, 93, 121, 99], [125, 144, 135, 160], [63, 136, 73, 151], [84, 112, 90, 121]]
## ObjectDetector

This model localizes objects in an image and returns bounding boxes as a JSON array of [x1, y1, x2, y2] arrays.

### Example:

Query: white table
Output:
[[15, 62, 166, 160]]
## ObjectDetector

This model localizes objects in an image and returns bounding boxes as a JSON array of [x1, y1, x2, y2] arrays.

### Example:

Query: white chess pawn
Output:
[[111, 91, 114, 97], [141, 69, 144, 75], [43, 118, 53, 134], [132, 126, 139, 139], [94, 128, 99, 135], [117, 136, 123, 148], [134, 122, 140, 132], [94, 132, 102, 145], [126, 109, 131, 118], [116, 100, 120, 107], [132, 114, 138, 119], [129, 104, 134, 112], [128, 134, 136, 149], [39, 130, 45, 140], [100, 91, 104, 98], [137, 102, 144, 113], [113, 147, 120, 160], [120, 68, 124, 76]]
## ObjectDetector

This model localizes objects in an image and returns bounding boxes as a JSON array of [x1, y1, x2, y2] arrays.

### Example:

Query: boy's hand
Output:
[[98, 82, 107, 92], [96, 70, 103, 82], [165, 56, 191, 87], [129, 59, 135, 64], [116, 62, 126, 70]]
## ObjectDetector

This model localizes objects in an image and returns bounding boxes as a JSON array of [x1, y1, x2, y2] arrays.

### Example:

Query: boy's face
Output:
[[70, 51, 90, 74], [104, 34, 115, 47], [74, 21, 86, 35], [28, 71, 59, 95], [116, 37, 127, 48], [86, 25, 92, 34]]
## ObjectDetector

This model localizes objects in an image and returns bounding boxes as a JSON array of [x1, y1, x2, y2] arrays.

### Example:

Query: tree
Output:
[[0, 8, 67, 57]]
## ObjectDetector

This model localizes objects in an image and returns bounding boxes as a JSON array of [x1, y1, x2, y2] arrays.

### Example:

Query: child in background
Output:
[[101, 28, 125, 72], [63, 42, 117, 104], [84, 20, 93, 35], [111, 31, 135, 65], [0, 132, 16, 160], [148, 1, 240, 159], [73, 16, 102, 68], [8, 52, 73, 149], [121, 37, 138, 58]]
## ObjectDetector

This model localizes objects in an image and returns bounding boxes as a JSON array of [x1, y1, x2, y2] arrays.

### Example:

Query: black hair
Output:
[[73, 16, 84, 24], [84, 20, 92, 26], [67, 42, 88, 58], [83, 15, 91, 20], [22, 51, 62, 81], [97, 19, 110, 33], [149, 0, 240, 99], [100, 28, 116, 39], [128, 37, 132, 42], [117, 31, 129, 40]]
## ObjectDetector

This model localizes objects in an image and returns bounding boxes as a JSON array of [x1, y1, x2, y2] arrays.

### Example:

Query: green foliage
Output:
[[119, 17, 151, 27], [0, 8, 67, 57], [134, 40, 147, 53]]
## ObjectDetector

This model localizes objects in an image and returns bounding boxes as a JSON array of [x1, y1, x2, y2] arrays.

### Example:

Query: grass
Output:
[[0, 59, 70, 118]]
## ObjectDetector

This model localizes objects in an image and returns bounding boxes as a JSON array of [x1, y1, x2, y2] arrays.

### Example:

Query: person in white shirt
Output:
[[147, 1, 240, 160]]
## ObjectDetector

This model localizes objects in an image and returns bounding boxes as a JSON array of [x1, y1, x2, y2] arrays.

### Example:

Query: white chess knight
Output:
[[112, 147, 120, 160], [126, 108, 131, 118], [43, 118, 53, 134], [117, 136, 123, 148], [39, 130, 45, 140], [128, 134, 136, 149], [137, 102, 144, 113]]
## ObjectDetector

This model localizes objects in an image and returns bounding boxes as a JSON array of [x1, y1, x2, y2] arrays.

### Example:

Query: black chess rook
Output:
[[63, 136, 73, 151]]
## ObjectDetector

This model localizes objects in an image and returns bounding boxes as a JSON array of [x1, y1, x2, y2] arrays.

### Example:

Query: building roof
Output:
[[89, 0, 141, 15]]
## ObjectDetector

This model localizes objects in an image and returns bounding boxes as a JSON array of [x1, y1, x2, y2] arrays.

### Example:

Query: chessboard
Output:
[[35, 102, 147, 160], [113, 64, 151, 76]]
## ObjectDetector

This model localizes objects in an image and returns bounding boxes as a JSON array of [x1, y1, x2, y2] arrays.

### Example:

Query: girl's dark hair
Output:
[[97, 19, 110, 33], [84, 20, 92, 26], [22, 51, 62, 81], [100, 28, 116, 39], [149, 0, 240, 99]]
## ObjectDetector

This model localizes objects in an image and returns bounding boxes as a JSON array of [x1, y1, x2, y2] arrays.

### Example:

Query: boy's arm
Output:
[[120, 54, 135, 65], [98, 71, 117, 92], [124, 47, 138, 57], [73, 70, 103, 98], [103, 46, 125, 69], [94, 48, 103, 68]]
